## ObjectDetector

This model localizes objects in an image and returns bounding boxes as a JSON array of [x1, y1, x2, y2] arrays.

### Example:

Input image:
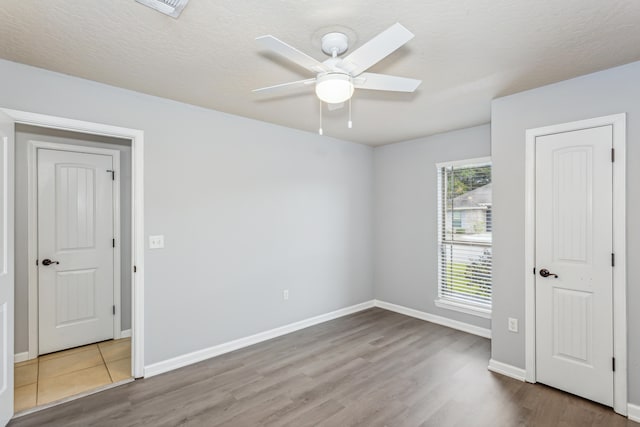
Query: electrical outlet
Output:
[[283, 289, 289, 301], [149, 235, 164, 249], [508, 317, 519, 333]]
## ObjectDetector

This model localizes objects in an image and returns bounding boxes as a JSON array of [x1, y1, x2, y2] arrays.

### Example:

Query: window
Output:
[[452, 211, 462, 228], [436, 158, 492, 317]]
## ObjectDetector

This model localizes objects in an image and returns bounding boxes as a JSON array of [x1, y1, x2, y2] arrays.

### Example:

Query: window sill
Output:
[[434, 298, 492, 319]]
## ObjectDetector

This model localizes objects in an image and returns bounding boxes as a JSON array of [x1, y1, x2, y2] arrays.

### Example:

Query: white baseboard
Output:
[[14, 352, 29, 363], [373, 300, 492, 339], [628, 403, 640, 423], [144, 300, 375, 378], [488, 359, 526, 382], [120, 329, 132, 338]]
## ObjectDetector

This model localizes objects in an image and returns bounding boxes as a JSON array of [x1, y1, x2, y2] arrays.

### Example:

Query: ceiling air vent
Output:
[[135, 0, 190, 18]]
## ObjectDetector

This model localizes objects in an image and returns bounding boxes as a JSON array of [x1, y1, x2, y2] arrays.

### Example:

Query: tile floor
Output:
[[14, 338, 131, 413]]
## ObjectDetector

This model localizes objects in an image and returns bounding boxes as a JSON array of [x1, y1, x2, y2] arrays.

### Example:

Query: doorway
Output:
[[0, 108, 145, 421], [16, 127, 132, 412], [524, 114, 627, 415]]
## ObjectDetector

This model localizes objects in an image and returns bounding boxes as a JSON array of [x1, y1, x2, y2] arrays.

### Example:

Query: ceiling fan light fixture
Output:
[[315, 73, 354, 104]]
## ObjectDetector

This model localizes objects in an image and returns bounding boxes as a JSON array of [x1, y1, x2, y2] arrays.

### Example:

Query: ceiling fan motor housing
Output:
[[321, 32, 349, 56]]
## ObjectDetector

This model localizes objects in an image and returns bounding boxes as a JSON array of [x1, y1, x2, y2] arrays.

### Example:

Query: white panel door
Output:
[[0, 111, 15, 425], [38, 149, 114, 355], [535, 125, 613, 406]]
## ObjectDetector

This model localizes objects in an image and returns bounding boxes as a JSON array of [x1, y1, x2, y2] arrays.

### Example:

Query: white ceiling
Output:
[[1, 1, 640, 146]]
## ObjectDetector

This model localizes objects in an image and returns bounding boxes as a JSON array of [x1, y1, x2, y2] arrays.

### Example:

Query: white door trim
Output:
[[27, 141, 122, 356], [2, 108, 145, 379], [524, 113, 627, 415]]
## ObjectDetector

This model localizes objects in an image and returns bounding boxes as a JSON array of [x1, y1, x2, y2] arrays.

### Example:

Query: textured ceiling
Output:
[[1, 1, 640, 146]]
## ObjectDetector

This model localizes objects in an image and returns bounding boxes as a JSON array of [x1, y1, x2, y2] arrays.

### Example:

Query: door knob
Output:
[[539, 268, 558, 278], [41, 259, 59, 266]]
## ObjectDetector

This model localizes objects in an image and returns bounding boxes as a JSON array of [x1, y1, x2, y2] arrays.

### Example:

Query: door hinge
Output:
[[113, 238, 116, 248], [113, 305, 116, 315], [133, 265, 137, 273], [611, 253, 615, 267], [611, 148, 615, 162], [107, 169, 115, 180], [612, 357, 616, 372]]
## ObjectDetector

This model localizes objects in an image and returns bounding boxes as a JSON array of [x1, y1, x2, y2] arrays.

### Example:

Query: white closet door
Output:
[[38, 149, 115, 355], [535, 125, 613, 406]]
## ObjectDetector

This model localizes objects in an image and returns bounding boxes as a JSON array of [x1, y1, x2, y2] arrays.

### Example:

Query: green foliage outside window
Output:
[[446, 165, 491, 199]]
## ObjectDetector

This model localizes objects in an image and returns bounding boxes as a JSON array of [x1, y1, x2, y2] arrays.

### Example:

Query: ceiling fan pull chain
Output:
[[348, 97, 353, 129], [319, 100, 323, 136]]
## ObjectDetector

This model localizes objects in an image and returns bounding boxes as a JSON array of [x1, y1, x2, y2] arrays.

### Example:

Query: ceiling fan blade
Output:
[[342, 23, 415, 77], [253, 78, 316, 94], [257, 35, 329, 74], [354, 73, 421, 92], [327, 102, 345, 111]]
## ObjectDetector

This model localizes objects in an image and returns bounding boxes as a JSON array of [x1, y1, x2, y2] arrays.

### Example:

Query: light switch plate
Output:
[[149, 235, 164, 249], [508, 317, 519, 333]]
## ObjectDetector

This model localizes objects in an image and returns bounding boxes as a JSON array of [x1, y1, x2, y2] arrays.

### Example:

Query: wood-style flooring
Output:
[[9, 308, 636, 426]]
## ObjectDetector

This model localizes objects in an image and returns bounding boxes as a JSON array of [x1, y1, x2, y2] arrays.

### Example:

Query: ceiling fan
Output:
[[253, 23, 422, 119]]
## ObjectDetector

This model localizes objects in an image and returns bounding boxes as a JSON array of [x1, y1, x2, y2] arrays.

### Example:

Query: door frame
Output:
[[1, 108, 145, 379], [27, 141, 122, 356], [524, 113, 627, 415]]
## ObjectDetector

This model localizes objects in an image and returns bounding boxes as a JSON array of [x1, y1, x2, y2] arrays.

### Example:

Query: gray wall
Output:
[[491, 60, 640, 404], [374, 124, 491, 330], [0, 58, 374, 365], [14, 125, 132, 354]]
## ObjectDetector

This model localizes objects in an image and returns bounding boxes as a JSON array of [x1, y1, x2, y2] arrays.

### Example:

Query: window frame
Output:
[[435, 156, 492, 318]]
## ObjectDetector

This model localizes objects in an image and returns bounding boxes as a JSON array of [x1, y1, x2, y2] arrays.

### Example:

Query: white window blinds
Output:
[[437, 160, 492, 307]]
